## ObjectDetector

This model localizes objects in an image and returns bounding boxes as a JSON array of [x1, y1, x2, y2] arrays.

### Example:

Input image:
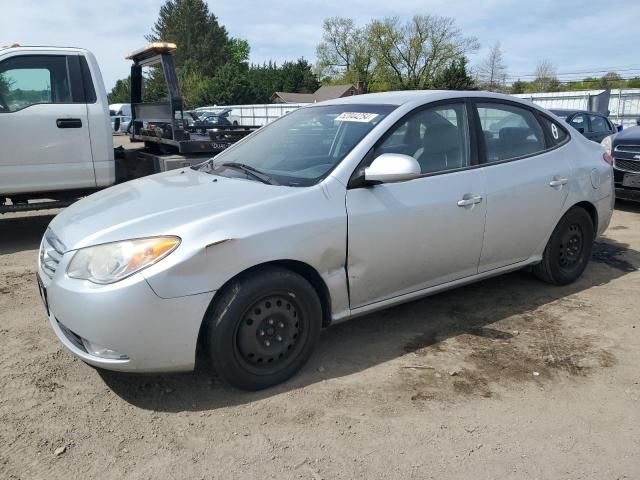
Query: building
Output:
[[271, 84, 358, 104]]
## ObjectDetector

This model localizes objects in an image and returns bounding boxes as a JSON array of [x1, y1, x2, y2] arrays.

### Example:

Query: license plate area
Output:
[[36, 274, 50, 316], [622, 174, 640, 188]]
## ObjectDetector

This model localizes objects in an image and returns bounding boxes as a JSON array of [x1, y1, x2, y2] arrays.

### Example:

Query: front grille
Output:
[[57, 319, 87, 352], [39, 229, 65, 279], [614, 158, 640, 173], [614, 144, 640, 154]]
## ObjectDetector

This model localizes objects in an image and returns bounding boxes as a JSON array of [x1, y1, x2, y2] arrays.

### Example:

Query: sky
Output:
[[2, 0, 639, 91]]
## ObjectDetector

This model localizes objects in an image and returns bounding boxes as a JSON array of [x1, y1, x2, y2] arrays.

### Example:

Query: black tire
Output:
[[533, 207, 594, 285], [205, 267, 322, 391], [232, 121, 238, 126]]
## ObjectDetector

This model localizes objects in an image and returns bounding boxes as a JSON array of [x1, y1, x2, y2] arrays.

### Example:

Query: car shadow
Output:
[[100, 236, 639, 412], [0, 213, 57, 255], [615, 198, 640, 213]]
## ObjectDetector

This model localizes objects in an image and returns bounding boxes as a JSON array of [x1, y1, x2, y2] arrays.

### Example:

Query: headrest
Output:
[[423, 123, 459, 152], [499, 127, 531, 144]]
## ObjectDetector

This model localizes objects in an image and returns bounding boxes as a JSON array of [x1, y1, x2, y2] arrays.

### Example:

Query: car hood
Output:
[[49, 168, 300, 251], [613, 125, 640, 144]]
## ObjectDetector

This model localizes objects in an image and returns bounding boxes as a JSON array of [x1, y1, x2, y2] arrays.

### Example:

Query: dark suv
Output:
[[550, 109, 618, 143], [606, 126, 640, 201]]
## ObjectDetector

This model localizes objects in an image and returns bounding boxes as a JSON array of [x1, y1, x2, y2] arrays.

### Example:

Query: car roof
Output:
[[316, 90, 540, 108], [550, 108, 602, 116]]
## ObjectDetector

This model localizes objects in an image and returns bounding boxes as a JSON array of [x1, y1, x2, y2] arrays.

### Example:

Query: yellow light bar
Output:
[[126, 42, 177, 60]]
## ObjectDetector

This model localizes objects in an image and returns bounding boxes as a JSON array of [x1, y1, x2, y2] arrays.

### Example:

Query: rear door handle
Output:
[[56, 118, 82, 129], [549, 177, 568, 188], [457, 195, 483, 207]]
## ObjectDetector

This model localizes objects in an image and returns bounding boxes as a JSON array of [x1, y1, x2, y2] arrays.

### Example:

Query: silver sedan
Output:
[[38, 91, 614, 390]]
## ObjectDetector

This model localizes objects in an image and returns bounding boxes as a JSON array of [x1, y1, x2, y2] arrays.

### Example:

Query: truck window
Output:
[[0, 55, 72, 112], [79, 56, 97, 103]]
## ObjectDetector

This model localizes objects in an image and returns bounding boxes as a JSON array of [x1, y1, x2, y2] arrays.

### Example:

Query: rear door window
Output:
[[589, 114, 609, 133], [539, 116, 569, 146], [569, 114, 587, 132], [476, 103, 546, 162]]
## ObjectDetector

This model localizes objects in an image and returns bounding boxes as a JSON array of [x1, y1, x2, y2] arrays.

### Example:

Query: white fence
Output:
[[195, 103, 308, 126], [514, 89, 640, 128], [197, 89, 640, 129]]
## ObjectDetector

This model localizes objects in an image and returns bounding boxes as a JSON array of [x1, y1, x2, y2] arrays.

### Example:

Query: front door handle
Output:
[[457, 195, 483, 207], [56, 118, 82, 129], [549, 177, 568, 188]]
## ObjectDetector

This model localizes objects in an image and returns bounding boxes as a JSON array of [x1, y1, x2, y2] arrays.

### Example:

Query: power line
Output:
[[507, 64, 640, 77]]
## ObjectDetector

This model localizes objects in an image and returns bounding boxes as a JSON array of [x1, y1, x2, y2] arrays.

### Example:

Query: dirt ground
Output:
[[1, 203, 639, 480]]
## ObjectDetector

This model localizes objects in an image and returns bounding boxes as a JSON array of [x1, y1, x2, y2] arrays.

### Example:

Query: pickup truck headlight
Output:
[[67, 237, 180, 284]]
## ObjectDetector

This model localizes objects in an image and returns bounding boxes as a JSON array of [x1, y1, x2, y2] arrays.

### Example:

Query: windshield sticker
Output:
[[335, 112, 379, 123]]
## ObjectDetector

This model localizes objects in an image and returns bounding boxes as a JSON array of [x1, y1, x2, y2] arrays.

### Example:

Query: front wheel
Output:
[[204, 267, 322, 390], [533, 207, 594, 285]]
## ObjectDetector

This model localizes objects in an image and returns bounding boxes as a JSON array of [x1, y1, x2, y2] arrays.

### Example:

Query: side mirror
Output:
[[576, 127, 585, 134], [364, 153, 421, 184]]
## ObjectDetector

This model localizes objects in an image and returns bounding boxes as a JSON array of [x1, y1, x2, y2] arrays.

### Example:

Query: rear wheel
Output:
[[533, 207, 594, 285], [205, 267, 322, 390]]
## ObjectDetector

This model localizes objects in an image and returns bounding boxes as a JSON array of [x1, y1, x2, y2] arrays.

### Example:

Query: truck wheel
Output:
[[533, 207, 594, 285], [205, 267, 322, 391], [233, 121, 238, 126]]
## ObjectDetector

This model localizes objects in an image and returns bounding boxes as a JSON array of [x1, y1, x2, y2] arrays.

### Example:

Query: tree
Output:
[[147, 0, 232, 77], [368, 15, 479, 90], [228, 38, 250, 64], [431, 57, 475, 90], [531, 59, 559, 92], [316, 17, 374, 91], [279, 59, 320, 94], [627, 77, 640, 88], [246, 59, 319, 103], [208, 63, 249, 105], [510, 79, 527, 94], [476, 41, 507, 91], [108, 77, 131, 104], [0, 73, 11, 96], [141, 0, 237, 103], [600, 71, 622, 89]]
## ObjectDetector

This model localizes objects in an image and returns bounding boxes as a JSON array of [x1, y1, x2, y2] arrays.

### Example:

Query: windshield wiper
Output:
[[218, 162, 278, 185]]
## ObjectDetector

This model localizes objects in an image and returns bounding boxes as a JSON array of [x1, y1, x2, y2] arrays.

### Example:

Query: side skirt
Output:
[[331, 256, 541, 324]]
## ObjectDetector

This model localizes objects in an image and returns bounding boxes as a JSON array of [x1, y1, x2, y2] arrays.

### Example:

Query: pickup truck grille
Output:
[[39, 230, 65, 279], [614, 144, 640, 155], [614, 159, 640, 173]]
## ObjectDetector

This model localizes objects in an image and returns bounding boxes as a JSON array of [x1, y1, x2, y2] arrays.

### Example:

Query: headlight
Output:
[[67, 236, 180, 284], [601, 135, 613, 155]]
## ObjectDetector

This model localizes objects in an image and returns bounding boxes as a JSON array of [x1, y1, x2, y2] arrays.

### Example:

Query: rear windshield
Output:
[[202, 104, 395, 186]]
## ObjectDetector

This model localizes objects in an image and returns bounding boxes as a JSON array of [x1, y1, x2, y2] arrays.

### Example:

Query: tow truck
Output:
[[0, 42, 259, 213]]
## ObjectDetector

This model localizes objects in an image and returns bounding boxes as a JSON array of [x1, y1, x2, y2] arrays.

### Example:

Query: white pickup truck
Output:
[[0, 43, 257, 213]]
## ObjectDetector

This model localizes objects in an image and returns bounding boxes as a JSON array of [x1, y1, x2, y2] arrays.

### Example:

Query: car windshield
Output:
[[197, 104, 395, 186]]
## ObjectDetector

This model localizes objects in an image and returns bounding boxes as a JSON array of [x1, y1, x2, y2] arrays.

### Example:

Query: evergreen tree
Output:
[[431, 57, 475, 90]]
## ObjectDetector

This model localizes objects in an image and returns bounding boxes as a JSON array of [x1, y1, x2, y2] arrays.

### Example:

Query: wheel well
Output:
[[206, 260, 333, 330], [571, 201, 598, 233]]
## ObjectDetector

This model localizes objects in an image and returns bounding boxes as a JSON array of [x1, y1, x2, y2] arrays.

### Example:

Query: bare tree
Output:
[[368, 15, 479, 89], [532, 59, 559, 92], [316, 17, 374, 90], [476, 41, 507, 91]]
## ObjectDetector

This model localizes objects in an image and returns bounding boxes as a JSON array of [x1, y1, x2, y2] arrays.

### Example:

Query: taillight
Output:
[[603, 152, 613, 166]]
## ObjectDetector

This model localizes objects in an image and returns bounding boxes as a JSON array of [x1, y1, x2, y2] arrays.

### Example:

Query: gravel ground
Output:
[[1, 203, 639, 479]]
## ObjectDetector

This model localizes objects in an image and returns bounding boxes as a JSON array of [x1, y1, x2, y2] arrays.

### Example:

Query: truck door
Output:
[[0, 53, 96, 195]]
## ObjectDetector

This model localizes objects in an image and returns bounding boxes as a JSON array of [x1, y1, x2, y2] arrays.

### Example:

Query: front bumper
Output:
[[38, 255, 214, 373], [614, 167, 640, 202]]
